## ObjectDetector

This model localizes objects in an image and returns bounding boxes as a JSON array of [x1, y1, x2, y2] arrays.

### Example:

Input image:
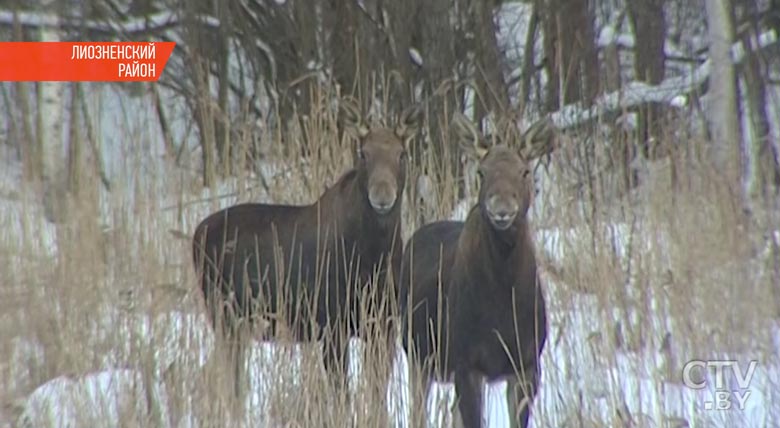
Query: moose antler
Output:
[[395, 104, 424, 142], [518, 116, 556, 161], [451, 112, 489, 159], [340, 97, 369, 138]]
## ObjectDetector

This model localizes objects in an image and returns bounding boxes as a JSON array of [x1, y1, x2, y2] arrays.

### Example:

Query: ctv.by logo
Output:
[[682, 360, 758, 410]]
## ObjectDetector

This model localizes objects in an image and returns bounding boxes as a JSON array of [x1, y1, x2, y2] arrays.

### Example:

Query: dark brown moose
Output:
[[400, 113, 553, 428], [193, 99, 422, 399]]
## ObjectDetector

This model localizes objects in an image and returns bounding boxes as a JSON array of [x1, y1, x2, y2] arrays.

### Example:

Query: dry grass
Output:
[[1, 85, 779, 428]]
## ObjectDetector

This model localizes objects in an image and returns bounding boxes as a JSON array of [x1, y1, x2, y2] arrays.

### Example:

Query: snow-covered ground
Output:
[[18, 369, 169, 428], [11, 281, 780, 428], [7, 215, 779, 427]]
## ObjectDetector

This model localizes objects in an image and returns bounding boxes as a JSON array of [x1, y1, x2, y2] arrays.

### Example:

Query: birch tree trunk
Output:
[[704, 0, 741, 187], [38, 0, 67, 222]]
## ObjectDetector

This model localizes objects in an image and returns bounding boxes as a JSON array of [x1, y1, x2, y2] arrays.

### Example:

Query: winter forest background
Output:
[[1, 0, 780, 427]]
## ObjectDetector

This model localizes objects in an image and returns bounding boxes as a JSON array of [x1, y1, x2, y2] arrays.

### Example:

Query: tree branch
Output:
[[546, 29, 778, 132]]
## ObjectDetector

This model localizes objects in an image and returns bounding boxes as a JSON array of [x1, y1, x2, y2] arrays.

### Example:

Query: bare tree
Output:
[[626, 0, 667, 157], [542, 0, 600, 110], [36, 2, 65, 207], [734, 0, 780, 201], [520, 0, 542, 112], [418, 0, 459, 157], [470, 0, 511, 115], [8, 11, 41, 182]]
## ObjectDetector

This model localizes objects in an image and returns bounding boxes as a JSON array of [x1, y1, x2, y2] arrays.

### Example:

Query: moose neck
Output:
[[318, 168, 401, 244], [459, 204, 534, 289]]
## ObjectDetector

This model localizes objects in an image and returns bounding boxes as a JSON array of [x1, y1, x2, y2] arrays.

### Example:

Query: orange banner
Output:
[[0, 42, 175, 82]]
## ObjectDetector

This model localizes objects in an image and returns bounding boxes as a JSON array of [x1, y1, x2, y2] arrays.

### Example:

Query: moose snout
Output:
[[486, 195, 518, 230], [369, 182, 398, 215]]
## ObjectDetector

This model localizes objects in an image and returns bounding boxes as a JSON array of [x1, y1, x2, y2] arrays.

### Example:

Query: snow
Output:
[[409, 48, 424, 67], [757, 29, 778, 48], [550, 24, 778, 131], [670, 94, 688, 108], [731, 29, 778, 63], [596, 25, 702, 62], [532, 276, 780, 428], [16, 275, 780, 427], [416, 174, 435, 203], [550, 61, 712, 130], [597, 24, 617, 47], [18, 369, 169, 428], [113, 311, 214, 376], [449, 197, 475, 222], [496, 2, 535, 63]]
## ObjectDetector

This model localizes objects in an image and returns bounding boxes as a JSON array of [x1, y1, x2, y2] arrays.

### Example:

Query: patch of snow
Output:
[[732, 30, 777, 63], [19, 369, 169, 428], [409, 48, 423, 67], [554, 29, 779, 131], [449, 197, 475, 222], [95, 310, 214, 378], [598, 24, 616, 46], [534, 223, 634, 264], [616, 111, 639, 130], [416, 174, 434, 202], [670, 94, 688, 108], [530, 276, 780, 427], [595, 26, 701, 62], [758, 29, 778, 48]]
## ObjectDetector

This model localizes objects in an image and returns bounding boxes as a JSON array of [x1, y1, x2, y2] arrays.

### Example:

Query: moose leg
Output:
[[454, 369, 484, 428]]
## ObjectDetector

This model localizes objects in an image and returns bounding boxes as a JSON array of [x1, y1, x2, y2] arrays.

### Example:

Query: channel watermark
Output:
[[682, 360, 758, 410]]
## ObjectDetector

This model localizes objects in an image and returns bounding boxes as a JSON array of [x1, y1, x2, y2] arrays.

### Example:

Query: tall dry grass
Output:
[[1, 83, 779, 428], [530, 130, 780, 426]]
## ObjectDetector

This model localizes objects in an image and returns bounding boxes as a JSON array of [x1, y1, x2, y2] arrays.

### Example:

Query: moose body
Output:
[[193, 101, 422, 394], [400, 114, 551, 428], [194, 172, 398, 342]]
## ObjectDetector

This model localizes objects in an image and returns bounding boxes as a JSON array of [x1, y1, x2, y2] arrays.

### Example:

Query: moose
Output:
[[192, 99, 422, 403], [400, 113, 553, 428]]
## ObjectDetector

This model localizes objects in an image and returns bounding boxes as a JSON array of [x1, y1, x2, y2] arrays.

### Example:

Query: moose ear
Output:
[[517, 116, 555, 160], [395, 103, 424, 143], [340, 98, 370, 139], [451, 112, 488, 159]]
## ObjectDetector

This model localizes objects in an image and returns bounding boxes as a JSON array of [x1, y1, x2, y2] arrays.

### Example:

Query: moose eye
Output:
[[523, 170, 531, 178]]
